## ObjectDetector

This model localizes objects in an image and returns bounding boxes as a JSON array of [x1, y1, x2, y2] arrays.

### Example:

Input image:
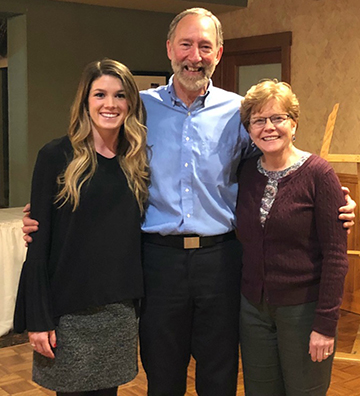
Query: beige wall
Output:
[[219, 0, 360, 174], [0, 0, 173, 206]]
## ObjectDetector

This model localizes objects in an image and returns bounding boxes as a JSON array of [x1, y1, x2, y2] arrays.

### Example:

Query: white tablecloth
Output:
[[0, 207, 27, 336]]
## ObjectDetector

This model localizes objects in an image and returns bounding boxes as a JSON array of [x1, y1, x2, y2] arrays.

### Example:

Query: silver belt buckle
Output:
[[184, 236, 200, 249]]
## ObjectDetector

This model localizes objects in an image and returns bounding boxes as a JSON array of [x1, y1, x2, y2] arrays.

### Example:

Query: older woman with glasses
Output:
[[236, 80, 348, 395]]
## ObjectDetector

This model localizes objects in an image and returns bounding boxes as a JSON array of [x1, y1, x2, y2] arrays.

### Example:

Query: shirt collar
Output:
[[167, 75, 212, 109]]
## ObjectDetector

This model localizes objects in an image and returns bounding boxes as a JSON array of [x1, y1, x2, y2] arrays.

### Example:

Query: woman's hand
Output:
[[339, 187, 356, 233], [28, 330, 57, 359], [308, 330, 334, 362]]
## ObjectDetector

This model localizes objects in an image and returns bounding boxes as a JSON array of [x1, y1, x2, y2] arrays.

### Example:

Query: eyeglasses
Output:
[[249, 114, 291, 129]]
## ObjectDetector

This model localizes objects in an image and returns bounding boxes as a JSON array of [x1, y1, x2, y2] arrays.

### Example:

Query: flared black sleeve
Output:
[[14, 138, 70, 332]]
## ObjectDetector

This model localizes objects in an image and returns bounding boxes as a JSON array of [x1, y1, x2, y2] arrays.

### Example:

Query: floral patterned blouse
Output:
[[257, 153, 311, 227]]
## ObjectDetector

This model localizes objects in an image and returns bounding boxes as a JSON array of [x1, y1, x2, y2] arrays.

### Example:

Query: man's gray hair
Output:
[[167, 8, 223, 48]]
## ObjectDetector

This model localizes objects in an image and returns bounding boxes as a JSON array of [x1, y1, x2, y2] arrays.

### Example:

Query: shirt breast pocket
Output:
[[196, 140, 234, 185]]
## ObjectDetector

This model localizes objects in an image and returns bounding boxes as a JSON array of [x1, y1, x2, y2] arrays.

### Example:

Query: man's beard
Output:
[[171, 59, 216, 92]]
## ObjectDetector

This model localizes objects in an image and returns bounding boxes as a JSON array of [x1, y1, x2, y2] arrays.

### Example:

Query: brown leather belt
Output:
[[142, 231, 236, 249]]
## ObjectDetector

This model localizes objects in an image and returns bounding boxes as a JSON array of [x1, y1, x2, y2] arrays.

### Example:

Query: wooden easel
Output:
[[320, 103, 360, 257], [320, 103, 360, 362]]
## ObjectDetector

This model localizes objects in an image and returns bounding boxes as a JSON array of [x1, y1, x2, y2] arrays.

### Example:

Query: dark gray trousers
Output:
[[240, 295, 335, 396], [140, 239, 242, 396]]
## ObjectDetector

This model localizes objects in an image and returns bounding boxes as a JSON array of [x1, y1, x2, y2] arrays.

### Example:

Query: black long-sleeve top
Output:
[[14, 136, 144, 332]]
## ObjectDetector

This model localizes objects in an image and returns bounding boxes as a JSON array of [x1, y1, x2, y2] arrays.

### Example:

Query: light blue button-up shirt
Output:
[[140, 76, 257, 236]]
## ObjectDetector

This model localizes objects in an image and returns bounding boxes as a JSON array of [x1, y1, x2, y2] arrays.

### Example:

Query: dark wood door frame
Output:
[[213, 31, 292, 92]]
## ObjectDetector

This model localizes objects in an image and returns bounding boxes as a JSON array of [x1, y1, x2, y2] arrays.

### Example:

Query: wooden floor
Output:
[[1, 310, 360, 395]]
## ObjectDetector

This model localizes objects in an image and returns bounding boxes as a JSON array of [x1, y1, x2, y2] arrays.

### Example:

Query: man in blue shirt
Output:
[[138, 8, 255, 396]]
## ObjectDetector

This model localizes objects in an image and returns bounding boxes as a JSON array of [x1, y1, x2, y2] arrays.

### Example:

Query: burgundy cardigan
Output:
[[236, 154, 348, 337]]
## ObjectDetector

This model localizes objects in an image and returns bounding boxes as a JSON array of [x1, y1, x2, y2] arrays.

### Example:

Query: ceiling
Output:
[[52, 0, 247, 14]]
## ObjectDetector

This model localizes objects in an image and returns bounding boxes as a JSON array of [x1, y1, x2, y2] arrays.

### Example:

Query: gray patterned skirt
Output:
[[32, 301, 138, 392]]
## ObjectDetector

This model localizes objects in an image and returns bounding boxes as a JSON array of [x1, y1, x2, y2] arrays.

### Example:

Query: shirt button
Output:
[[187, 214, 191, 218], [185, 137, 190, 141], [187, 111, 191, 116], [185, 188, 189, 192], [185, 163, 189, 167]]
